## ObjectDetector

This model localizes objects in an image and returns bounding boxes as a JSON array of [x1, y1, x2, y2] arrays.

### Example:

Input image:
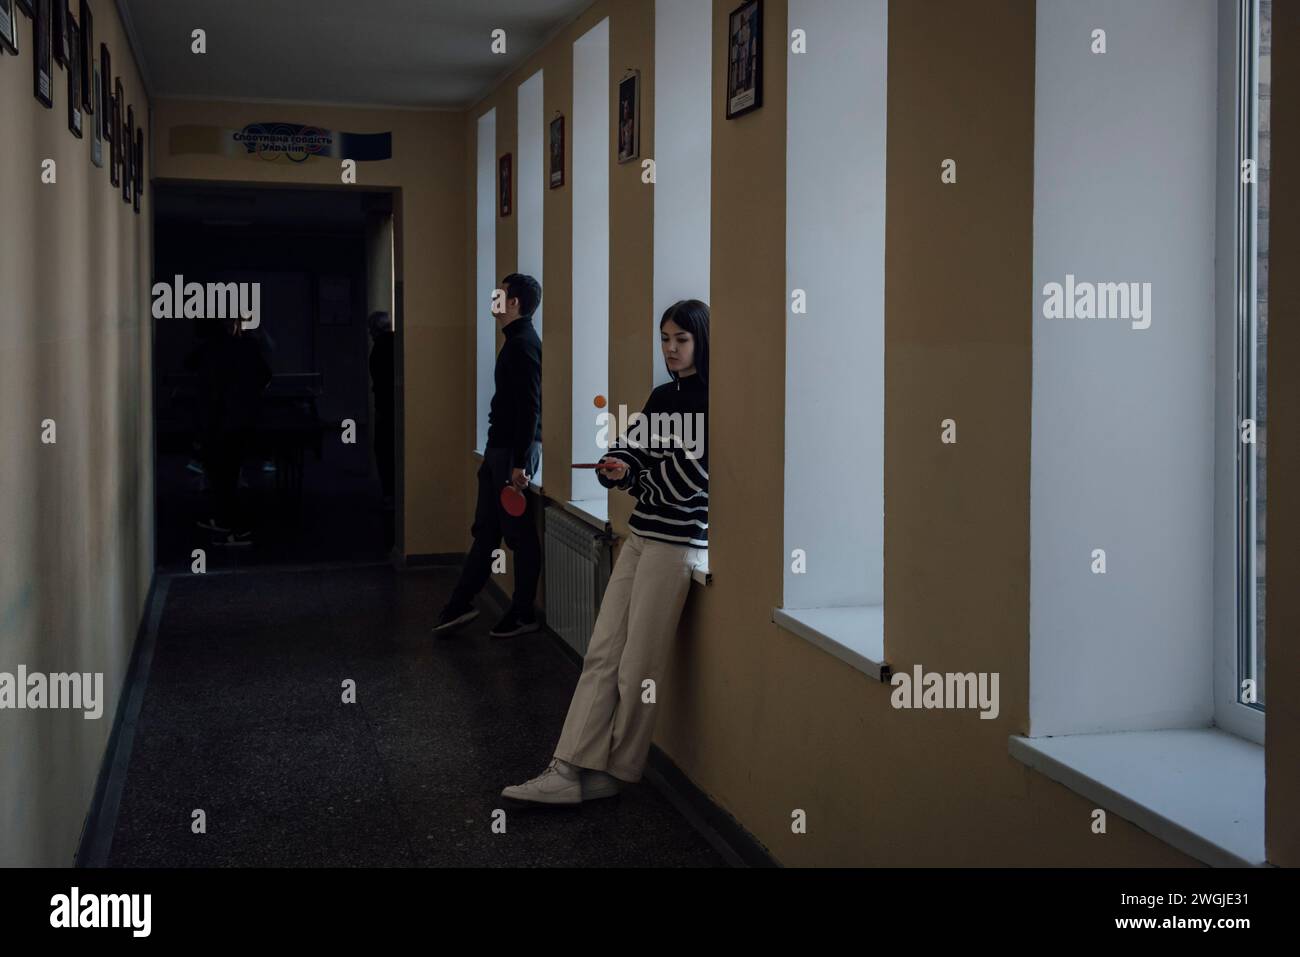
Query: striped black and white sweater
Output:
[[598, 373, 708, 548]]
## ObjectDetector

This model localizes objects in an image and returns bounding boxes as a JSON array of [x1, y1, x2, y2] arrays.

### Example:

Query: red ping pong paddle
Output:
[[500, 484, 527, 516]]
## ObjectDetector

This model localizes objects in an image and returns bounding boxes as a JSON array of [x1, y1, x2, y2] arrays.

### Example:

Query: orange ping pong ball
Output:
[[593, 395, 607, 409]]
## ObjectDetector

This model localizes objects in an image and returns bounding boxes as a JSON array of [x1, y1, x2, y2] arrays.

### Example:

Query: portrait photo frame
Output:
[[99, 41, 109, 122], [123, 102, 134, 204], [33, 0, 53, 107], [549, 114, 564, 189], [617, 70, 640, 164], [78, 0, 92, 113], [109, 76, 120, 187], [90, 60, 103, 166], [1, 0, 19, 56], [133, 127, 143, 213], [51, 0, 66, 66], [498, 152, 512, 218], [726, 0, 763, 120], [65, 13, 81, 136]]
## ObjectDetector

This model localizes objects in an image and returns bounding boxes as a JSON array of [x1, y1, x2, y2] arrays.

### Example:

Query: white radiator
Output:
[[544, 506, 613, 656]]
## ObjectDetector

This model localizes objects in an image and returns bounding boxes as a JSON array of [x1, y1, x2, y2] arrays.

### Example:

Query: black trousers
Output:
[[203, 428, 252, 529], [450, 444, 541, 615]]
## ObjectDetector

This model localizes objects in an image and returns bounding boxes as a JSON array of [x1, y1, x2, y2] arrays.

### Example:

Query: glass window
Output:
[[1237, 0, 1270, 710]]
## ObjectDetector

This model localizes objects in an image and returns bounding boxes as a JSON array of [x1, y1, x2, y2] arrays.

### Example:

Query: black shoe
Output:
[[432, 603, 479, 637], [489, 609, 540, 638]]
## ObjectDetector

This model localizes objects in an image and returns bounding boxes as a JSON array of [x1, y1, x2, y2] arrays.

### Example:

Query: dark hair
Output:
[[502, 273, 542, 318], [659, 299, 710, 386]]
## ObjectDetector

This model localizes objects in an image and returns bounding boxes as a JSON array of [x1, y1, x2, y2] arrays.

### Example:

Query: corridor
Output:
[[2, 0, 1296, 894]]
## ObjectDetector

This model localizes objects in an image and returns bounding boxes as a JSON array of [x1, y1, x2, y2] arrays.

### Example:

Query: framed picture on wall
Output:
[[1, 0, 19, 56], [99, 42, 109, 119], [51, 0, 66, 65], [66, 14, 81, 136], [33, 0, 53, 107], [90, 61, 103, 166], [726, 0, 762, 120], [133, 128, 143, 212], [123, 103, 134, 204], [498, 152, 512, 218], [109, 77, 120, 186], [78, 0, 91, 113], [617, 71, 640, 164], [549, 114, 564, 189]]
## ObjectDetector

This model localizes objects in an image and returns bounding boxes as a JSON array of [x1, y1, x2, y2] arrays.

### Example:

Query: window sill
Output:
[[692, 558, 711, 586], [771, 606, 886, 681], [563, 498, 610, 531], [1008, 728, 1266, 867]]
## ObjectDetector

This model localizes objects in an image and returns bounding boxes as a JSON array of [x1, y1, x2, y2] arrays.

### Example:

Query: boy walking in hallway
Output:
[[433, 274, 543, 638]]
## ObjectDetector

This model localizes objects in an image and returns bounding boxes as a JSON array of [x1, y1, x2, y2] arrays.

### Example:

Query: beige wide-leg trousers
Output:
[[553, 532, 705, 782]]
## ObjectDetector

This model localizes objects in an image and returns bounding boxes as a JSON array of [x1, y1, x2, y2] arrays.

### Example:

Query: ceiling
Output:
[[121, 0, 592, 109]]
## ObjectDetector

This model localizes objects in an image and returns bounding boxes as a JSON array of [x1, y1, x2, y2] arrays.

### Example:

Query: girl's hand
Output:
[[597, 457, 628, 481]]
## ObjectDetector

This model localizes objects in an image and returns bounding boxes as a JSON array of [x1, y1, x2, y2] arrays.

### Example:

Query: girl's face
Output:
[[661, 319, 695, 376]]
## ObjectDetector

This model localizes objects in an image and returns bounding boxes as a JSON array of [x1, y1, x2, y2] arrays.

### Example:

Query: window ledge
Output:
[[563, 498, 610, 531], [1008, 728, 1266, 867], [692, 559, 711, 586], [771, 606, 886, 681]]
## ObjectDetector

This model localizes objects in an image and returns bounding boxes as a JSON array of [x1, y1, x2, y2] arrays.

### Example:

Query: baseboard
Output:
[[75, 572, 169, 868]]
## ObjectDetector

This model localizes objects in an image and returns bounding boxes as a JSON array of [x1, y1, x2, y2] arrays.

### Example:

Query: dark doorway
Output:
[[151, 184, 398, 570]]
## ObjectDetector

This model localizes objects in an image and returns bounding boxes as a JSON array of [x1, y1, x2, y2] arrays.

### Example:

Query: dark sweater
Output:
[[598, 373, 708, 547], [485, 316, 542, 469]]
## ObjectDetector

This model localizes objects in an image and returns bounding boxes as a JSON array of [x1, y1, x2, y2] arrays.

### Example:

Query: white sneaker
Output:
[[501, 758, 582, 805], [580, 770, 622, 801]]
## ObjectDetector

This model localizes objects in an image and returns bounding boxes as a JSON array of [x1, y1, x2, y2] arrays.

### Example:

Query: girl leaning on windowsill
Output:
[[501, 299, 710, 805]]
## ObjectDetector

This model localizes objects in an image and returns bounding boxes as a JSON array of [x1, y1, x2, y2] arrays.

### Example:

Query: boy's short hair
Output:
[[502, 274, 542, 318]]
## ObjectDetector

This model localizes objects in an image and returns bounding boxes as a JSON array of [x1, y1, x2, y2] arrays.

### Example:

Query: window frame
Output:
[[474, 108, 498, 455], [1218, 0, 1267, 743], [569, 18, 611, 510], [1236, 0, 1266, 715]]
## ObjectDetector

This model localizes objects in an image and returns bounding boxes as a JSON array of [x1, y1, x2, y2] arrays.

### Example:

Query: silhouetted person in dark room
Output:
[[368, 311, 396, 510], [186, 317, 272, 546], [432, 274, 542, 639], [249, 323, 279, 477]]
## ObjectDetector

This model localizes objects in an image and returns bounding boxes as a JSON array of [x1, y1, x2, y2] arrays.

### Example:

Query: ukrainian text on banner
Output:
[[167, 123, 393, 163]]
